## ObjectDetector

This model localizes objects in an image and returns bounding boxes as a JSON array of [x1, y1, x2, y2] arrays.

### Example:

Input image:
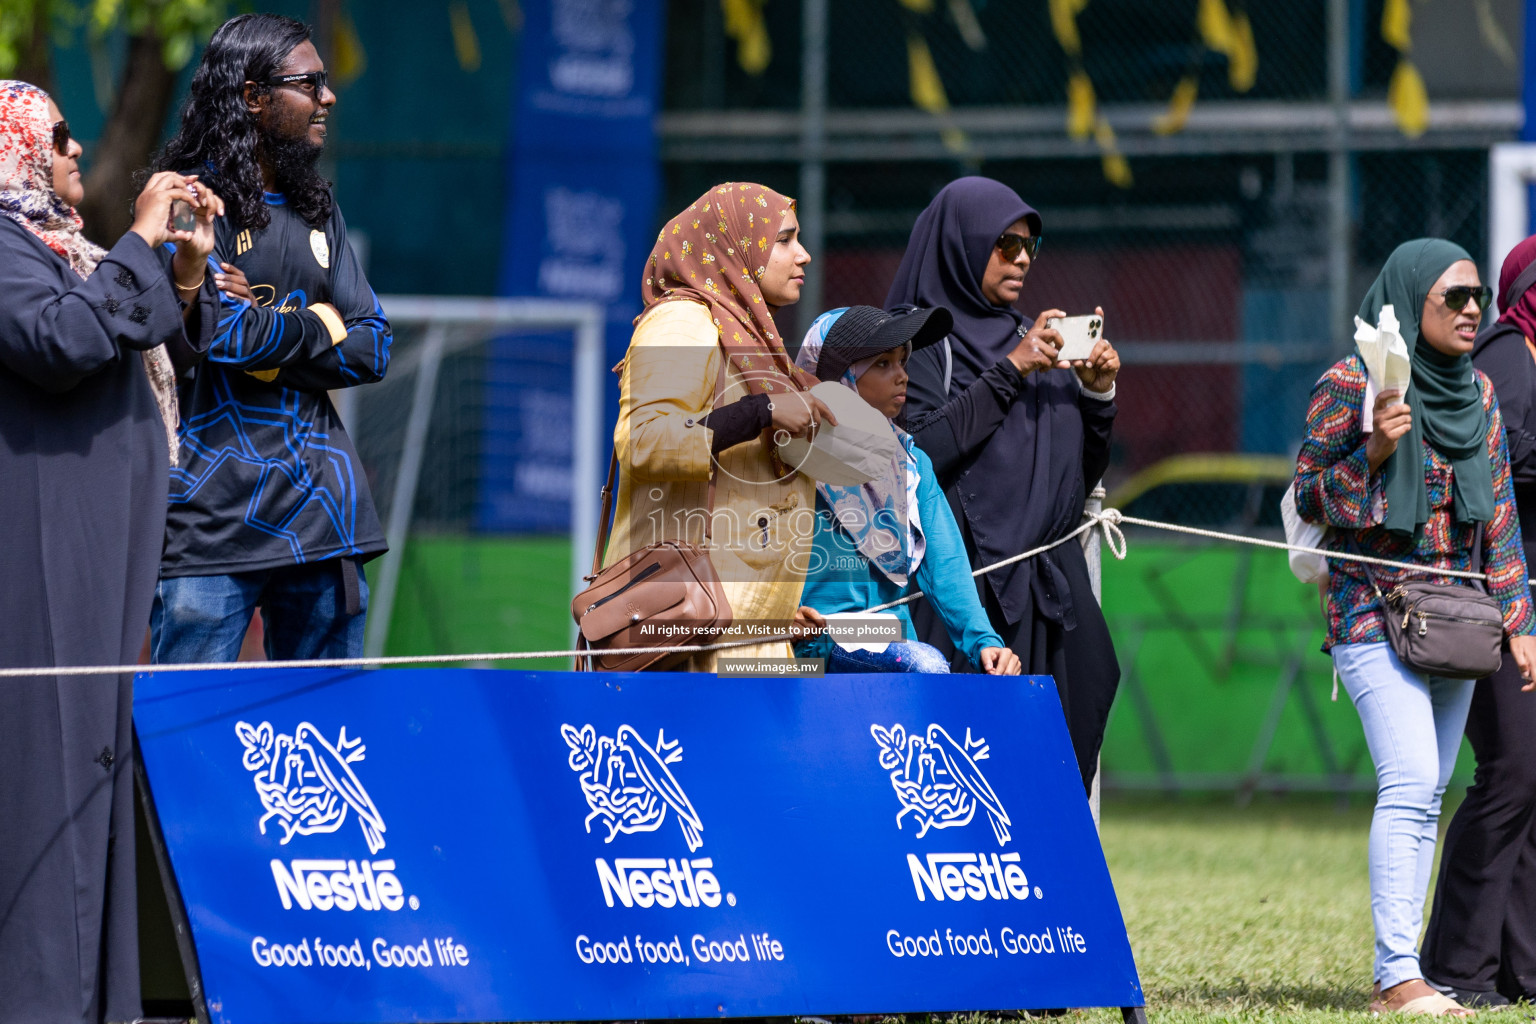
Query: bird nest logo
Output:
[[871, 723, 1012, 846], [236, 721, 388, 854], [561, 724, 705, 851]]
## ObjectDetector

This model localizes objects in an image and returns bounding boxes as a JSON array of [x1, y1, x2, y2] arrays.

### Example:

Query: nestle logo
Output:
[[594, 857, 727, 909], [907, 852, 1030, 902]]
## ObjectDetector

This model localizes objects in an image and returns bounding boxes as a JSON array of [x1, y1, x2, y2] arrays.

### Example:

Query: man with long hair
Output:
[[148, 13, 391, 662]]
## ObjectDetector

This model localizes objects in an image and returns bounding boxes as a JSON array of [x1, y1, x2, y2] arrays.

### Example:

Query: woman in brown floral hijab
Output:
[[605, 182, 833, 669], [643, 181, 818, 395]]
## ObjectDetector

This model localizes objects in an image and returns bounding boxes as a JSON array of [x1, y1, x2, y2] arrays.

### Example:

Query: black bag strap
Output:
[[1506, 258, 1536, 313], [1348, 522, 1488, 601]]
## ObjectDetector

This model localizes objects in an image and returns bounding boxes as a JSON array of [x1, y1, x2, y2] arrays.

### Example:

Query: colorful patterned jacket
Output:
[[1294, 354, 1534, 650]]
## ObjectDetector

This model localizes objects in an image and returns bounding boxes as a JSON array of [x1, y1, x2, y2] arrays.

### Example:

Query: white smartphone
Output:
[[1046, 313, 1105, 362]]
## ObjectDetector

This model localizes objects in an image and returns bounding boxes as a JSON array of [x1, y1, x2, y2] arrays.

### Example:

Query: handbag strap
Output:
[[1506, 258, 1536, 313], [586, 349, 732, 580], [1348, 522, 1488, 601]]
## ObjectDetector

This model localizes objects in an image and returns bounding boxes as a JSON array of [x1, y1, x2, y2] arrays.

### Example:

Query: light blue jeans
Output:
[[1332, 642, 1476, 989]]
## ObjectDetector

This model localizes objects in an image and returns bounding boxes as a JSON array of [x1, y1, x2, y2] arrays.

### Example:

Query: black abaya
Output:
[[0, 219, 210, 1024], [888, 177, 1121, 792], [1420, 319, 1536, 999], [905, 359, 1120, 792]]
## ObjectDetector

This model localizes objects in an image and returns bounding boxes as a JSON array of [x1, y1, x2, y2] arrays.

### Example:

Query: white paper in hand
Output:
[[777, 381, 900, 486], [1353, 303, 1411, 401]]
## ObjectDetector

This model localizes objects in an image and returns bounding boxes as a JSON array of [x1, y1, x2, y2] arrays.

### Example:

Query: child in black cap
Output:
[[789, 306, 1020, 675]]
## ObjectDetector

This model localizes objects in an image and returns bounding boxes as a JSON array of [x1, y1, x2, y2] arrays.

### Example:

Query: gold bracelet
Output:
[[174, 273, 205, 292]]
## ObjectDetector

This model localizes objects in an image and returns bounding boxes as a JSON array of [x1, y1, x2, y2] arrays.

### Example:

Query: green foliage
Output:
[[0, 0, 44, 74], [0, 0, 228, 76]]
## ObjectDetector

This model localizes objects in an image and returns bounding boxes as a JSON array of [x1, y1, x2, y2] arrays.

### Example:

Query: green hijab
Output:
[[1357, 237, 1493, 536]]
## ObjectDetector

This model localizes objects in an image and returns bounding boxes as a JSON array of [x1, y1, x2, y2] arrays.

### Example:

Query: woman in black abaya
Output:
[[0, 80, 219, 1024], [888, 176, 1121, 793]]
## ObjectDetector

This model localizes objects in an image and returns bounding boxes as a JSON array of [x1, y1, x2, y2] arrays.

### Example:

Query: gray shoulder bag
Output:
[[1352, 524, 1504, 679]]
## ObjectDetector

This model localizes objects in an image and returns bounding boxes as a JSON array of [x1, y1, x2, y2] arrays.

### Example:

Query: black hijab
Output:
[[887, 177, 1096, 629], [886, 176, 1042, 367]]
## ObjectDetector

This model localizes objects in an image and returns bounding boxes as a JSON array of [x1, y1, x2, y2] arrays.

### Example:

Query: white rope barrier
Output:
[[0, 508, 1511, 679]]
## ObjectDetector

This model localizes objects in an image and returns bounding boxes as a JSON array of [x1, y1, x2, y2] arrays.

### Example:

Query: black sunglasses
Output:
[[266, 70, 329, 94], [996, 232, 1042, 262], [51, 119, 71, 156], [1437, 285, 1493, 313]]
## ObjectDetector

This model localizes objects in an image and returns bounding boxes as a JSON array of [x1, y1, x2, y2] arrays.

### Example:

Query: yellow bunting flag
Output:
[[907, 33, 948, 113], [1196, 0, 1256, 93], [449, 2, 481, 74], [1380, 0, 1426, 138], [1153, 75, 1199, 135], [1388, 59, 1429, 137], [1382, 0, 1411, 52], [1049, 0, 1128, 186], [1067, 68, 1096, 138], [333, 11, 367, 84], [1197, 0, 1235, 51], [1095, 118, 1133, 188], [1226, 10, 1256, 91], [1049, 0, 1089, 57], [906, 32, 970, 153], [722, 0, 771, 75]]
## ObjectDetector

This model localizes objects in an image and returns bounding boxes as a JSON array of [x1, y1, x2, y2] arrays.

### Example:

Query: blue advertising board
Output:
[[134, 669, 1143, 1022], [483, 0, 665, 531]]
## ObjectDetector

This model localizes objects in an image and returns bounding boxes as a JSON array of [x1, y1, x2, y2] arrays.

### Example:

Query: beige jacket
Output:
[[606, 300, 814, 669]]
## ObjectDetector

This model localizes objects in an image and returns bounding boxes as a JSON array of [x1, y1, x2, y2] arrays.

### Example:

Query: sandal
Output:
[[1370, 983, 1474, 1017]]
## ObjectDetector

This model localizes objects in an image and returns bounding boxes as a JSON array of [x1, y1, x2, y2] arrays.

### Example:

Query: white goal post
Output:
[[1489, 142, 1536, 280], [353, 296, 606, 659]]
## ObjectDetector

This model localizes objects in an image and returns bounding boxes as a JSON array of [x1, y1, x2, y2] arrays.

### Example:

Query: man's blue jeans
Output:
[[150, 560, 369, 663], [1332, 641, 1476, 989]]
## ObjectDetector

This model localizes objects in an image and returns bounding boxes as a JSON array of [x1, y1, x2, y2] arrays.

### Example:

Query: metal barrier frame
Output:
[[358, 296, 605, 660]]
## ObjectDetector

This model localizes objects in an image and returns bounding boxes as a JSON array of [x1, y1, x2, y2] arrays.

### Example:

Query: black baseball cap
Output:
[[814, 304, 954, 383]]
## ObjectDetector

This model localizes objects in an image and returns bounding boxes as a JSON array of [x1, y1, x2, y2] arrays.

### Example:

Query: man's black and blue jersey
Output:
[[160, 192, 391, 577]]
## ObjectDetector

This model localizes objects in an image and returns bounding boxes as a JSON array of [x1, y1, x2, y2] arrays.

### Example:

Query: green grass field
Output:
[[1097, 796, 1379, 1022]]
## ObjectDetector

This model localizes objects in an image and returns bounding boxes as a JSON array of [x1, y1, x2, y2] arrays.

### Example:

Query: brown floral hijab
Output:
[[641, 181, 818, 396]]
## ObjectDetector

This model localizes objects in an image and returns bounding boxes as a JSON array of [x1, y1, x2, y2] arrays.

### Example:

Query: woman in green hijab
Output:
[[1295, 238, 1536, 1016]]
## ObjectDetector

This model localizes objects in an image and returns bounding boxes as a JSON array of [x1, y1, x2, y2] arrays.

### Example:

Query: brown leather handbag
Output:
[[571, 363, 733, 672]]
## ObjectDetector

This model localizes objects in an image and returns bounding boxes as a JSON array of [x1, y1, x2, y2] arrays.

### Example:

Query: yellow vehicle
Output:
[[1107, 453, 1296, 534]]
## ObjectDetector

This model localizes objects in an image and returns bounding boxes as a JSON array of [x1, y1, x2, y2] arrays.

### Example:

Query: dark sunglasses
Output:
[[1437, 285, 1493, 313], [266, 70, 329, 94], [996, 232, 1042, 262], [51, 119, 71, 156]]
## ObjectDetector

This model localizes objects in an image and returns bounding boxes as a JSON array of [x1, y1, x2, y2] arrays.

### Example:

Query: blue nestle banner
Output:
[[483, 0, 664, 531], [134, 669, 1143, 1022]]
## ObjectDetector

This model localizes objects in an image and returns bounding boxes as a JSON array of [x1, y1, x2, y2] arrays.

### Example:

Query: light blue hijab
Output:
[[796, 309, 925, 585]]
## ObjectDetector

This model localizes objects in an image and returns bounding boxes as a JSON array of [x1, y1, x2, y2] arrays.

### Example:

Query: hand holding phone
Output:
[[171, 199, 196, 233], [1045, 313, 1105, 363]]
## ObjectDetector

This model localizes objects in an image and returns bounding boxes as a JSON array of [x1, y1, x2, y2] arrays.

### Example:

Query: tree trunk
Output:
[[14, 7, 55, 97], [76, 30, 177, 246]]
